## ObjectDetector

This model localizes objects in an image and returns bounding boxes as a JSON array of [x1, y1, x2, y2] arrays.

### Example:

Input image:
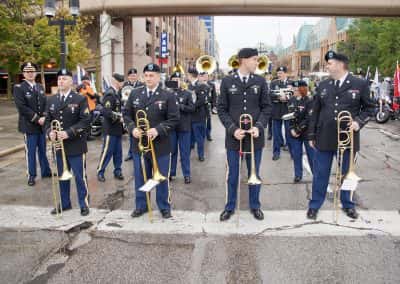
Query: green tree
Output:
[[338, 18, 400, 77]]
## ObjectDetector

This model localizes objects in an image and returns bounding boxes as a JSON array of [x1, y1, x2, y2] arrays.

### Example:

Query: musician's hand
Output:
[[248, 127, 259, 138], [349, 121, 360, 132], [234, 129, 246, 140], [291, 129, 300, 138], [38, 117, 45, 126], [147, 128, 158, 140], [132, 128, 142, 139], [49, 131, 57, 142], [309, 140, 316, 149], [58, 131, 69, 140]]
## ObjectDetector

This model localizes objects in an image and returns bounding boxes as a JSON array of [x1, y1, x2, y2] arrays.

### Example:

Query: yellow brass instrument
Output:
[[334, 111, 361, 223], [228, 55, 239, 70], [172, 63, 185, 75], [255, 55, 270, 75], [196, 55, 217, 74], [121, 85, 134, 104], [50, 120, 73, 181]]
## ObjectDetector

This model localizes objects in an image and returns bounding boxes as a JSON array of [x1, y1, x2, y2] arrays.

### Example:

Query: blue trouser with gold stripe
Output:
[[24, 133, 51, 177], [97, 135, 122, 176], [56, 153, 89, 209], [225, 149, 262, 211], [291, 138, 315, 178], [170, 130, 191, 177], [132, 153, 171, 211], [309, 149, 354, 210], [272, 119, 291, 157]]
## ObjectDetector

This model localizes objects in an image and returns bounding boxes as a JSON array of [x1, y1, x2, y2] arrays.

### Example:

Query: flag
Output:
[[102, 76, 110, 92], [394, 61, 400, 111], [371, 67, 380, 98], [76, 65, 86, 85], [365, 66, 370, 81]]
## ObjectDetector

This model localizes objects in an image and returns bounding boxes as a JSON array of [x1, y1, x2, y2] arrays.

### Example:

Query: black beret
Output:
[[170, 72, 182, 79], [276, 66, 287, 73], [112, 73, 125, 82], [324, 50, 349, 64], [143, 63, 161, 73], [21, 62, 38, 72], [81, 75, 90, 81], [57, 69, 72, 77], [128, 68, 137, 75], [293, 80, 308, 87], [199, 71, 207, 76], [188, 67, 198, 76], [238, 48, 258, 59]]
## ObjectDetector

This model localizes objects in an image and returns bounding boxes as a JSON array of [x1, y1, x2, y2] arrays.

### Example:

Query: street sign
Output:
[[160, 32, 168, 59]]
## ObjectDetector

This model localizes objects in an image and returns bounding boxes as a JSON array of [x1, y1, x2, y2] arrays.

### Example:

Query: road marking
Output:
[[0, 205, 399, 236]]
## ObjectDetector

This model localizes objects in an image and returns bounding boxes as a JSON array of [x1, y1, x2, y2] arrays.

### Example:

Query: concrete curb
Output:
[[0, 144, 25, 158]]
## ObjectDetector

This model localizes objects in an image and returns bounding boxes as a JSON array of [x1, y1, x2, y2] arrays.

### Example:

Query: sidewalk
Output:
[[0, 100, 24, 154]]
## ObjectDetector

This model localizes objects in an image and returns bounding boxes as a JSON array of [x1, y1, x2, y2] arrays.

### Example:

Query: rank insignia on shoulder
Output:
[[84, 107, 89, 114], [105, 101, 111, 108]]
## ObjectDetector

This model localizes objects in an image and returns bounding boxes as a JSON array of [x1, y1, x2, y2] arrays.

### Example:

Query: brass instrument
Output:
[[271, 88, 294, 102], [48, 120, 73, 217], [228, 55, 239, 70], [121, 85, 134, 104], [255, 55, 270, 75], [136, 110, 167, 221], [196, 55, 217, 74], [172, 63, 185, 75], [334, 111, 361, 223]]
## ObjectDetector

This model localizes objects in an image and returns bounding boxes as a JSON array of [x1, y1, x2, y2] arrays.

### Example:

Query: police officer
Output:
[[189, 69, 210, 161], [46, 69, 91, 216], [306, 51, 375, 220], [124, 68, 144, 162], [270, 66, 294, 160], [124, 63, 179, 219], [13, 62, 52, 186], [286, 80, 315, 183], [203, 72, 217, 141], [97, 73, 125, 182], [169, 71, 195, 184], [217, 48, 272, 221]]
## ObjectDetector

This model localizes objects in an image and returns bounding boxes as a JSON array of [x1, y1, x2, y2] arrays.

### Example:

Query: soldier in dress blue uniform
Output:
[[188, 68, 210, 161], [123, 68, 145, 162], [286, 80, 315, 183], [124, 63, 179, 219], [269, 66, 294, 160], [46, 69, 91, 216], [168, 71, 195, 184], [306, 51, 375, 220], [13, 62, 52, 186], [97, 73, 125, 182], [264, 72, 273, 140], [217, 48, 272, 221], [203, 72, 217, 141]]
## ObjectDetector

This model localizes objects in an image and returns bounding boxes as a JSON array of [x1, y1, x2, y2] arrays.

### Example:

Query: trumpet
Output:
[[334, 111, 361, 223], [196, 55, 217, 74], [271, 88, 294, 103]]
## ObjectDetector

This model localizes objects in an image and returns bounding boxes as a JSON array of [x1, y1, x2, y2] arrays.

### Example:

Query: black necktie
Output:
[[148, 90, 153, 98], [60, 94, 64, 103], [335, 80, 340, 89], [242, 76, 247, 85]]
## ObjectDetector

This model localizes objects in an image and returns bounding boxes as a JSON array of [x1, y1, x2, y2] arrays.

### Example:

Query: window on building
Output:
[[146, 43, 152, 56], [301, 56, 310, 70], [156, 26, 160, 38], [146, 19, 151, 33]]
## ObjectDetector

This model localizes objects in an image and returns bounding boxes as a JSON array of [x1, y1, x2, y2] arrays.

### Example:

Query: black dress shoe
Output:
[[169, 176, 176, 182], [131, 208, 147, 218], [161, 210, 172, 219], [307, 208, 318, 220], [343, 208, 359, 219], [50, 205, 72, 215], [294, 176, 302, 183], [124, 156, 133, 162], [267, 134, 272, 140], [28, 176, 35, 186], [251, 209, 264, 220], [219, 210, 234, 221], [184, 176, 191, 184], [97, 174, 106, 182], [114, 174, 124, 180], [282, 145, 289, 151], [80, 207, 90, 216], [199, 157, 205, 162], [42, 172, 53, 178], [207, 137, 213, 141], [272, 155, 280, 161]]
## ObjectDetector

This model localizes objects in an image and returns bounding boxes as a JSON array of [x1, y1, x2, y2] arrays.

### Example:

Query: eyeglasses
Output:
[[24, 71, 36, 74]]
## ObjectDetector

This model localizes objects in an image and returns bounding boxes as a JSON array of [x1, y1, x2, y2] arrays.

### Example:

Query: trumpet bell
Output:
[[248, 174, 262, 185], [196, 55, 216, 74]]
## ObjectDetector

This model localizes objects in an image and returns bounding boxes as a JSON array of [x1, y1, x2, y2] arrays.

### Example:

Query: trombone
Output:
[[136, 110, 167, 222], [48, 120, 73, 217], [334, 111, 361, 223]]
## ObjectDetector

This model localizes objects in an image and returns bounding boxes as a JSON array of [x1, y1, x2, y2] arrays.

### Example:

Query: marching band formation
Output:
[[13, 48, 375, 222]]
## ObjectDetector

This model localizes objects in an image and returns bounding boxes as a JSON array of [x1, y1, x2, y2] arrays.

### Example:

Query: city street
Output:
[[0, 111, 399, 284]]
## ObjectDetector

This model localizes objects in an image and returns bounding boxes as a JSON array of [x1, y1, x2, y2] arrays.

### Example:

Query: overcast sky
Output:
[[215, 16, 321, 69]]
